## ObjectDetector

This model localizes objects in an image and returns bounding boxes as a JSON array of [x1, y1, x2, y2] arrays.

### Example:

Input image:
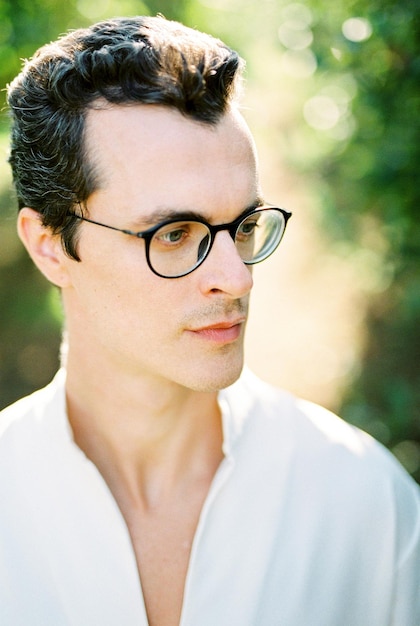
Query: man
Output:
[[1, 15, 419, 626]]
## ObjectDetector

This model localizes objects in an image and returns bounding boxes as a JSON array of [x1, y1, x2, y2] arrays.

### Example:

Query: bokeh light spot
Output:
[[342, 17, 372, 42]]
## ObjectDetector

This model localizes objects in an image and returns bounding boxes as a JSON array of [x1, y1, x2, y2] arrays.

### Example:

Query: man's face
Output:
[[62, 104, 260, 392]]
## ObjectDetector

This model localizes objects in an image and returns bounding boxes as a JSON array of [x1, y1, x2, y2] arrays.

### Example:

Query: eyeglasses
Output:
[[68, 205, 292, 279]]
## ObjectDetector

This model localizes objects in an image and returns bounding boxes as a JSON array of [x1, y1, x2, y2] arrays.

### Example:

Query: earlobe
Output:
[[17, 208, 72, 288]]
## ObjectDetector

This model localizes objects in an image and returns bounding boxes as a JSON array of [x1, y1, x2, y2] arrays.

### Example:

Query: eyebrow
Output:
[[130, 197, 266, 231]]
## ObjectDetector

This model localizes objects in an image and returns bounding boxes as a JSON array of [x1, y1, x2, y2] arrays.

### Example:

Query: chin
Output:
[[185, 358, 244, 393]]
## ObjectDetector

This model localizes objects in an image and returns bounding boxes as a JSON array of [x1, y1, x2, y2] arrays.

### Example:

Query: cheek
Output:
[[82, 267, 178, 337], [70, 236, 146, 304], [65, 232, 193, 338]]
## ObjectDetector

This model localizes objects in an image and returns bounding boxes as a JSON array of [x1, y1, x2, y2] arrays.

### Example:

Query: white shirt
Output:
[[0, 369, 419, 626]]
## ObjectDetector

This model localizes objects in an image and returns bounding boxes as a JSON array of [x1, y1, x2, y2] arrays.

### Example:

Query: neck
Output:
[[64, 353, 224, 510]]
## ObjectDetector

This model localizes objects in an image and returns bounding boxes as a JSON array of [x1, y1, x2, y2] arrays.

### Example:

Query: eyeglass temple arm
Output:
[[72, 214, 146, 239]]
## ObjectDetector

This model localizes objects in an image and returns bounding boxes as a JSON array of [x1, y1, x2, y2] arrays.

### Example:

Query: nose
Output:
[[197, 230, 254, 298]]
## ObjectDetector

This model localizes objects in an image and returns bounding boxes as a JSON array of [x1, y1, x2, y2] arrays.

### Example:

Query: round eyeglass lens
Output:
[[236, 209, 285, 264], [149, 221, 211, 277], [148, 208, 286, 278]]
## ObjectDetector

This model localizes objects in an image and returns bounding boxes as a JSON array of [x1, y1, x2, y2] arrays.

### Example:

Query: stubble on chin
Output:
[[187, 340, 245, 393]]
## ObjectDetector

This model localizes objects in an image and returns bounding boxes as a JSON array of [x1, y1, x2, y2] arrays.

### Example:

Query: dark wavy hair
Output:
[[7, 16, 243, 259]]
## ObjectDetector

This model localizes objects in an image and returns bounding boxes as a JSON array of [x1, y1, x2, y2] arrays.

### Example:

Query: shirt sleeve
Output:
[[391, 479, 420, 626]]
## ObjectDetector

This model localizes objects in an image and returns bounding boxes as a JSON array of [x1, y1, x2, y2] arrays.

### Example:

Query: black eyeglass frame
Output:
[[68, 205, 292, 279]]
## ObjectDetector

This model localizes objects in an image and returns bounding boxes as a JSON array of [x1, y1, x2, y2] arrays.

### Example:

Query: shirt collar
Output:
[[47, 367, 254, 460], [218, 366, 256, 459]]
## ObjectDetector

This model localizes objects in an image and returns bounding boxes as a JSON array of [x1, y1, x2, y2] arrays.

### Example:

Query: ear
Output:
[[17, 208, 72, 288]]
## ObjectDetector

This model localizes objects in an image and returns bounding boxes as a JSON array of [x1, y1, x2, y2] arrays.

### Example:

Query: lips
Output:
[[188, 319, 245, 343]]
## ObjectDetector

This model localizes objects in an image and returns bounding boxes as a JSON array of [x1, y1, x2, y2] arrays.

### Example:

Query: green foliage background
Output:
[[0, 0, 419, 481]]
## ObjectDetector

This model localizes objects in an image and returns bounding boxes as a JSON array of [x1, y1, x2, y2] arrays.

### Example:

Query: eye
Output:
[[154, 223, 192, 247], [161, 229, 186, 243], [236, 218, 258, 239]]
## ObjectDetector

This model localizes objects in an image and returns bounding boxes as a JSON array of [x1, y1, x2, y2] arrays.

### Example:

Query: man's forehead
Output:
[[84, 101, 251, 146], [83, 102, 259, 225]]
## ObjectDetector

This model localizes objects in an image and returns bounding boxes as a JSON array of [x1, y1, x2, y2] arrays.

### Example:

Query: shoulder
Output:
[[225, 367, 420, 502], [225, 367, 366, 450], [225, 368, 420, 563]]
